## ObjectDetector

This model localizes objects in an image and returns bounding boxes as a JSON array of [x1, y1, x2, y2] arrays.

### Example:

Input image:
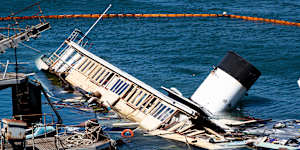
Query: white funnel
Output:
[[191, 51, 261, 114]]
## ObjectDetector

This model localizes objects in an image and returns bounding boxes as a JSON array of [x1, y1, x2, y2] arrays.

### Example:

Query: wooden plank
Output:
[[186, 130, 205, 137], [203, 127, 225, 140], [167, 121, 185, 132], [177, 124, 194, 133]]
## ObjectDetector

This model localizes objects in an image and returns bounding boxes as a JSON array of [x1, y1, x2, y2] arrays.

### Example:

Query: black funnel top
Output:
[[217, 51, 261, 90]]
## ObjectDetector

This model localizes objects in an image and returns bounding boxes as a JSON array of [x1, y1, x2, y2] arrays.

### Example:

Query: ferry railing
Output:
[[45, 4, 112, 69], [14, 113, 55, 127], [46, 29, 81, 65], [46, 29, 91, 68]]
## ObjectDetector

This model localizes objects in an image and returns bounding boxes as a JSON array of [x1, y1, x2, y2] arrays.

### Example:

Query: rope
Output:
[[0, 13, 299, 27], [8, 2, 40, 17], [60, 124, 107, 149]]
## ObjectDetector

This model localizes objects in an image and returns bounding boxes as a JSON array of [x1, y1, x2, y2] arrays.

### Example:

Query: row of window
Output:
[[76, 57, 131, 96], [74, 56, 176, 122]]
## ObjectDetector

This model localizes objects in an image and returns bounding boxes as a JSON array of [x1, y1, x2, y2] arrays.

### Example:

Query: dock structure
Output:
[[1, 134, 112, 150], [0, 73, 27, 89], [0, 22, 50, 54]]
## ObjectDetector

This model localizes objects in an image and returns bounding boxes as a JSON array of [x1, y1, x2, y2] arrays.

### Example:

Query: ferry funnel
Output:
[[190, 51, 261, 114]]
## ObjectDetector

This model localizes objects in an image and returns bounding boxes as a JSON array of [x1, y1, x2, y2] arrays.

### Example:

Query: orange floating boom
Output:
[[0, 14, 299, 27]]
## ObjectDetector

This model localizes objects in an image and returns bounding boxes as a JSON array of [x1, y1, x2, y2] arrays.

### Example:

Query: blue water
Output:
[[0, 0, 300, 149]]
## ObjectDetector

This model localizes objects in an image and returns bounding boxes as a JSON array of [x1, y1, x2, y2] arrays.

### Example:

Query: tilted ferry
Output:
[[36, 27, 269, 149], [37, 6, 297, 149]]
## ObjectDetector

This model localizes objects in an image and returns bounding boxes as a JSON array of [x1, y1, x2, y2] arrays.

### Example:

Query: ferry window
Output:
[[160, 109, 174, 121], [126, 88, 137, 102], [65, 50, 77, 63], [131, 90, 143, 104], [87, 64, 98, 76], [83, 61, 93, 72], [77, 58, 88, 70], [113, 80, 123, 92], [139, 95, 152, 111], [110, 79, 120, 91], [99, 72, 110, 84], [115, 82, 127, 94], [102, 73, 115, 86], [106, 76, 119, 89], [153, 105, 166, 118], [157, 107, 170, 120], [118, 83, 129, 95], [150, 103, 163, 115], [95, 69, 106, 81], [86, 62, 95, 74], [71, 54, 82, 67], [81, 60, 91, 72], [135, 93, 148, 107], [92, 68, 102, 79], [122, 85, 134, 99], [146, 97, 157, 109], [56, 63, 64, 72]]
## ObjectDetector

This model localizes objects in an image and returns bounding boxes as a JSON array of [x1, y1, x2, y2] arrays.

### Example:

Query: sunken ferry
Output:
[[36, 5, 300, 150]]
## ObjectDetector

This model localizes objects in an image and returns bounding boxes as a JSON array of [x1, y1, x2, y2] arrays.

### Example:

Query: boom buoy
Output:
[[121, 129, 134, 138]]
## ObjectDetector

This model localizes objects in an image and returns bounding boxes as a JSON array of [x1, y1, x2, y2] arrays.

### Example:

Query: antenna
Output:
[[79, 4, 112, 43]]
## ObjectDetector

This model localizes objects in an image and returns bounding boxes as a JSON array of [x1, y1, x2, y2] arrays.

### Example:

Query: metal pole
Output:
[[78, 4, 112, 43], [44, 115, 46, 138], [32, 127, 35, 150], [2, 60, 9, 79], [40, 85, 63, 124]]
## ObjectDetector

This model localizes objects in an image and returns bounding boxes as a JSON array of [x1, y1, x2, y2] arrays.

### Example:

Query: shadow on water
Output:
[[42, 71, 64, 87], [217, 95, 275, 119], [240, 95, 274, 107]]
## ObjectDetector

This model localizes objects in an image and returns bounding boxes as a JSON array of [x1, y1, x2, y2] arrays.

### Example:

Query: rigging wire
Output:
[[19, 43, 41, 53]]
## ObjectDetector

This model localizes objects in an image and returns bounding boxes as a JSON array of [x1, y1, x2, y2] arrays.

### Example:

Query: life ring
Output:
[[121, 129, 134, 138]]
